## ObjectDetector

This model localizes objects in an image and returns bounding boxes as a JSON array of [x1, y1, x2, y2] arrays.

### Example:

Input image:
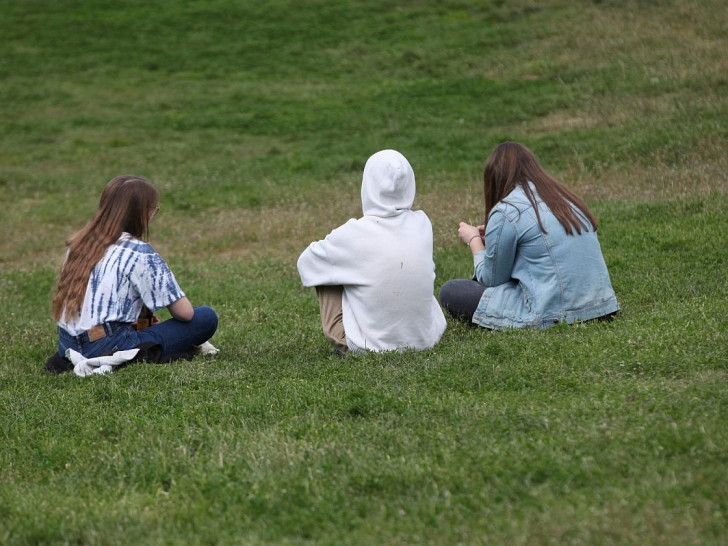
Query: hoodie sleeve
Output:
[[297, 219, 359, 287]]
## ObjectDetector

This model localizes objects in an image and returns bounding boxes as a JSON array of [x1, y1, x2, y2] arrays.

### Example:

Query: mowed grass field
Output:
[[1, 0, 727, 544]]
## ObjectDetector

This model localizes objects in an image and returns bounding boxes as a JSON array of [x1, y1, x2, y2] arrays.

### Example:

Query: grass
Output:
[[1, 0, 727, 544]]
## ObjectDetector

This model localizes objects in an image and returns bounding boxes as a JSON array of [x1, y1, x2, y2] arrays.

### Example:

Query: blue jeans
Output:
[[58, 306, 219, 358]]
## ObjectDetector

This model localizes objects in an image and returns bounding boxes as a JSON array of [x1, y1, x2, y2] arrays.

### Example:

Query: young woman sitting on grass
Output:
[[50, 175, 218, 370], [440, 141, 619, 329]]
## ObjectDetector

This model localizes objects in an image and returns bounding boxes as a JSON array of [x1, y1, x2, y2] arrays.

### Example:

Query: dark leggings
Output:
[[439, 279, 486, 323]]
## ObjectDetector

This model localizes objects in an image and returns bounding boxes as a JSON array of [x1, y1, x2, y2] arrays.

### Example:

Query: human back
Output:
[[52, 175, 158, 323], [57, 234, 184, 336], [481, 183, 618, 327], [441, 141, 619, 329], [340, 208, 442, 351]]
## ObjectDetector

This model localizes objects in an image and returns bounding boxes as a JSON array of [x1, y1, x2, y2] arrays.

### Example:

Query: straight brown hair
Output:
[[484, 142, 597, 235], [52, 175, 159, 321]]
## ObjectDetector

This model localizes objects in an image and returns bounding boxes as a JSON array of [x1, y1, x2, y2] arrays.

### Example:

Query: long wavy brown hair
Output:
[[52, 175, 159, 321], [484, 142, 597, 235]]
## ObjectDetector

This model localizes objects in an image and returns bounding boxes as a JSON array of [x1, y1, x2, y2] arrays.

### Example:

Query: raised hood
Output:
[[360, 149, 416, 217]]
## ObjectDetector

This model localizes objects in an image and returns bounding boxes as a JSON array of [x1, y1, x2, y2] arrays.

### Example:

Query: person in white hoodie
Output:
[[297, 149, 447, 355]]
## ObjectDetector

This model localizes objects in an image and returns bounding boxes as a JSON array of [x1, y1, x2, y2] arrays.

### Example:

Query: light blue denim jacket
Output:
[[472, 184, 619, 329]]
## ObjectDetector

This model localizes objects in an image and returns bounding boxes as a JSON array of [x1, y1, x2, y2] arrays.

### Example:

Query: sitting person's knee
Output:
[[439, 280, 457, 307], [195, 306, 218, 334]]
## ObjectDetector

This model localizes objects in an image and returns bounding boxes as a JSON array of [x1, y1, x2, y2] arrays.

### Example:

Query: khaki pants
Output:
[[315, 285, 348, 355]]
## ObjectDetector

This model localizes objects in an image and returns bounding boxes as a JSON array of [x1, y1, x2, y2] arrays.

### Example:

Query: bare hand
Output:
[[458, 222, 481, 245]]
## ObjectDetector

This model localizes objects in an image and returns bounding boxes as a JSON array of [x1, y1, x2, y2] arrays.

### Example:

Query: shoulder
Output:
[[107, 236, 168, 273], [494, 186, 535, 217], [113, 234, 159, 257], [409, 209, 432, 222], [327, 218, 364, 238], [301, 219, 357, 253], [491, 200, 523, 222]]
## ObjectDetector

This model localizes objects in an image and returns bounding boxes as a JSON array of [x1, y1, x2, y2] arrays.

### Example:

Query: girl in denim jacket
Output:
[[440, 142, 619, 329]]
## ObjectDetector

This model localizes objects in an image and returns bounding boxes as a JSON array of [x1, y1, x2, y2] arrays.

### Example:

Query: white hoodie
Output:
[[297, 150, 447, 352]]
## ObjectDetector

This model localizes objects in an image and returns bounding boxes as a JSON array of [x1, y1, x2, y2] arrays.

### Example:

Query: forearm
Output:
[[466, 234, 485, 256]]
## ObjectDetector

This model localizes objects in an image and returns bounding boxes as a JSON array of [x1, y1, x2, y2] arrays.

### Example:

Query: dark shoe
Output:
[[45, 354, 73, 374], [332, 343, 348, 357]]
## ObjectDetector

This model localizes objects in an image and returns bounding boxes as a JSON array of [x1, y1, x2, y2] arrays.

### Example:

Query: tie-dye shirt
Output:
[[58, 233, 185, 336]]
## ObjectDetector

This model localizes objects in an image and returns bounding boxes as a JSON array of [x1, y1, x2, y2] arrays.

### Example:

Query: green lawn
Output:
[[1, 1, 727, 544]]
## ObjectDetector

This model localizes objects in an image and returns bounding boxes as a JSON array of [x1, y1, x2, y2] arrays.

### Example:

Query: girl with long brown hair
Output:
[[439, 142, 619, 329], [52, 175, 217, 364]]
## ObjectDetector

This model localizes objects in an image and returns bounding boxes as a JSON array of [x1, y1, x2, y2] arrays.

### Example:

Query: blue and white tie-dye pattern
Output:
[[59, 233, 185, 336]]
